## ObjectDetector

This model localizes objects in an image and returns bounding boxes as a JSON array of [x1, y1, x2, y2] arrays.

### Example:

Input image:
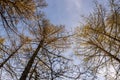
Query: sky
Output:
[[43, 0, 108, 28], [43, 0, 108, 64], [43, 0, 95, 28], [42, 0, 96, 65]]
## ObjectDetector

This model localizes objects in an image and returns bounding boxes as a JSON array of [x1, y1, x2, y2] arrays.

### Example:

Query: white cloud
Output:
[[62, 0, 82, 28], [65, 0, 82, 12]]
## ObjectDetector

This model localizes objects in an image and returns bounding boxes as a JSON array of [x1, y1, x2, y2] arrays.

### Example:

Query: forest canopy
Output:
[[0, 0, 120, 80]]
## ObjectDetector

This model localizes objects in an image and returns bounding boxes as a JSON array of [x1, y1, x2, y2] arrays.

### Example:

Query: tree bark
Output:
[[19, 40, 44, 80]]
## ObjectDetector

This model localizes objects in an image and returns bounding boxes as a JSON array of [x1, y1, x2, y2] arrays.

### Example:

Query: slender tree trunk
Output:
[[19, 40, 44, 80], [0, 45, 22, 68]]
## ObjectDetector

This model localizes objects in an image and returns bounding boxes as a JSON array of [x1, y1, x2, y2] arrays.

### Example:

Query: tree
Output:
[[0, 1, 47, 79], [0, 0, 46, 34], [0, 0, 46, 66], [0, 0, 74, 80], [75, 0, 120, 79], [19, 15, 71, 79]]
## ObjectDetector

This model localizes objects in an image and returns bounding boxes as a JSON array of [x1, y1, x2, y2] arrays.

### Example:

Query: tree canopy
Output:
[[0, 0, 120, 80], [75, 0, 120, 79]]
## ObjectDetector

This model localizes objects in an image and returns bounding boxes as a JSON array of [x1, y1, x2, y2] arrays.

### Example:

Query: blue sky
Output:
[[44, 0, 94, 28], [43, 0, 108, 63], [42, 0, 97, 65], [43, 0, 108, 28]]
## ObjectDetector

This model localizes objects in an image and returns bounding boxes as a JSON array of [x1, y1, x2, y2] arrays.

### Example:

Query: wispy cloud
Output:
[[65, 0, 82, 13]]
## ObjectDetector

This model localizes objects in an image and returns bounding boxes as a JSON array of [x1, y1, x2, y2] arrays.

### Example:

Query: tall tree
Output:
[[75, 0, 120, 79], [19, 16, 71, 79]]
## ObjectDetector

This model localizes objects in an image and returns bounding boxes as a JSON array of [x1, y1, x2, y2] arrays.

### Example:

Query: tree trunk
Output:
[[19, 40, 44, 80]]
